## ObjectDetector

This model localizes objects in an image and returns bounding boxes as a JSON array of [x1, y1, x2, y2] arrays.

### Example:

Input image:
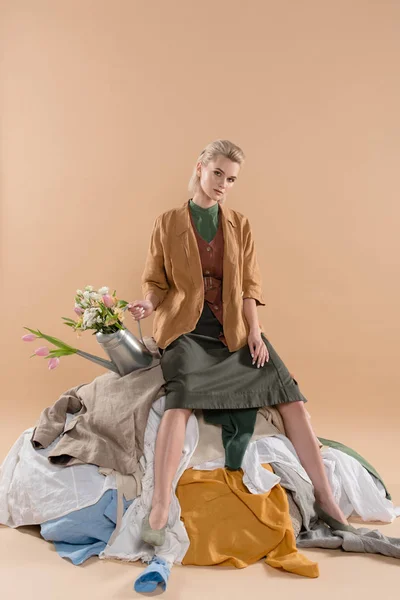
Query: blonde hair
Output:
[[188, 139, 245, 196]]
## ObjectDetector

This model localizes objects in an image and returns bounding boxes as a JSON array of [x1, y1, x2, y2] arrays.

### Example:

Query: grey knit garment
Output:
[[271, 460, 400, 560], [287, 491, 302, 538]]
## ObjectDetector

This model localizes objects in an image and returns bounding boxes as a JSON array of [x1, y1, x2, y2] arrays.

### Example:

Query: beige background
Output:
[[1, 1, 400, 598]]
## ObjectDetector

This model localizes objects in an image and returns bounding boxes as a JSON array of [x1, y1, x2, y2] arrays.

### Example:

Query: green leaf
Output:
[[62, 320, 78, 328], [46, 348, 76, 358], [62, 317, 77, 324]]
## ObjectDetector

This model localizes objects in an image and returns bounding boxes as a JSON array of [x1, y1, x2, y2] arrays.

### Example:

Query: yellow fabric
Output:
[[177, 464, 319, 578], [141, 201, 266, 352]]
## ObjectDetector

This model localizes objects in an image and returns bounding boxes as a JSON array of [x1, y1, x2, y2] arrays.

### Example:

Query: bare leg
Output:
[[277, 401, 348, 524], [149, 407, 192, 530]]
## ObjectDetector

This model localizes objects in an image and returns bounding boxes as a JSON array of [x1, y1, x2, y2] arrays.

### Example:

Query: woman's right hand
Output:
[[127, 300, 154, 321]]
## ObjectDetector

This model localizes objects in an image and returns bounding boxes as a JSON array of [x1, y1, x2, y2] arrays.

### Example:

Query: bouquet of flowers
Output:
[[22, 285, 132, 370]]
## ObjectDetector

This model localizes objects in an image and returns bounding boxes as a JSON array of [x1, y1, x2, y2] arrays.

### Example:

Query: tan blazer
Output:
[[141, 201, 266, 352]]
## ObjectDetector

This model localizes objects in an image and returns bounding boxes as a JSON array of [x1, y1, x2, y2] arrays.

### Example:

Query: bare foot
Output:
[[149, 503, 169, 530], [316, 496, 349, 525]]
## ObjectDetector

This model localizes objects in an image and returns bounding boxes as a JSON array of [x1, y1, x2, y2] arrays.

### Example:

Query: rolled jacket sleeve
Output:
[[31, 386, 83, 449], [141, 216, 170, 307], [242, 218, 266, 306]]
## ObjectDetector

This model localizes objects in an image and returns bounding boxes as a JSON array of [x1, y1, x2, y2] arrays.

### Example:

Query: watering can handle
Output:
[[136, 320, 148, 351], [137, 320, 144, 345]]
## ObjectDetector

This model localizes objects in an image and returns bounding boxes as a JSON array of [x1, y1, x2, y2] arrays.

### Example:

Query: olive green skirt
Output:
[[160, 304, 307, 411]]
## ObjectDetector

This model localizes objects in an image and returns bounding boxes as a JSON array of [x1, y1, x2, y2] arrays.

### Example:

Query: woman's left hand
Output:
[[248, 329, 269, 368]]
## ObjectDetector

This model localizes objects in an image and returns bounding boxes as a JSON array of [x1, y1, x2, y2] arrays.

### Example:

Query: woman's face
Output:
[[197, 156, 240, 203]]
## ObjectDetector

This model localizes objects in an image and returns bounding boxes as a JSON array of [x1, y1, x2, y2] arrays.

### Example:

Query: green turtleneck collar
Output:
[[189, 199, 219, 243]]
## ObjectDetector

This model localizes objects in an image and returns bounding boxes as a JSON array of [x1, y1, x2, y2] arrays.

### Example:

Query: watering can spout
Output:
[[75, 349, 120, 374]]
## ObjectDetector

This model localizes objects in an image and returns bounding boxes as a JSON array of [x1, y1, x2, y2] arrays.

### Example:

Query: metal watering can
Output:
[[75, 322, 154, 376]]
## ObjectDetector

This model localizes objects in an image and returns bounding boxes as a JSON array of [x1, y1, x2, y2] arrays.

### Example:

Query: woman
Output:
[[129, 139, 350, 547]]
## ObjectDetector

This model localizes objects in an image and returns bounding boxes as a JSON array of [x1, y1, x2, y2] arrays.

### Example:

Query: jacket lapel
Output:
[[219, 203, 238, 308], [175, 202, 203, 290]]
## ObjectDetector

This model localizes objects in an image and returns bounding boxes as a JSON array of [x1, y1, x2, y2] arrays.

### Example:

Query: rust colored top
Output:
[[189, 207, 225, 327]]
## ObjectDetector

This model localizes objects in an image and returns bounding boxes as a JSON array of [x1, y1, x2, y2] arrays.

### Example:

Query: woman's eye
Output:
[[214, 171, 221, 176], [228, 178, 235, 183]]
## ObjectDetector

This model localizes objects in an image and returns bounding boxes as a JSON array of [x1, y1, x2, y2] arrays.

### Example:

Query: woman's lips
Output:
[[214, 189, 223, 194]]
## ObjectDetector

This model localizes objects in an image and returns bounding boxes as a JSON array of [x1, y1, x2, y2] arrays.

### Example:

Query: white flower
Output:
[[96, 316, 102, 323], [82, 307, 100, 328], [83, 291, 91, 300], [84, 285, 94, 292], [98, 286, 109, 295], [76, 289, 83, 295], [91, 293, 103, 302]]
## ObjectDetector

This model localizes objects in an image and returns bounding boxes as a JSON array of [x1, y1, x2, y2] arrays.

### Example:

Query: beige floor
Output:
[[1, 418, 400, 600]]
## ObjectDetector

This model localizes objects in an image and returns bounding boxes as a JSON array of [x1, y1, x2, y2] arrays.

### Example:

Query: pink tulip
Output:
[[35, 346, 50, 357], [74, 306, 84, 315], [103, 294, 114, 308], [22, 334, 37, 342], [48, 357, 60, 370]]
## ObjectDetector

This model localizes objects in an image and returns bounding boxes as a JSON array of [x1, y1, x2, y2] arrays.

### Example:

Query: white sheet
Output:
[[323, 447, 400, 523], [0, 414, 116, 527]]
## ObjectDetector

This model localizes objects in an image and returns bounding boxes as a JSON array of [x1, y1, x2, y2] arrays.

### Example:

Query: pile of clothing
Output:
[[1, 339, 400, 593]]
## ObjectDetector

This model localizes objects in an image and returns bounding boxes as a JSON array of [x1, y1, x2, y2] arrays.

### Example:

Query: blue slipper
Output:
[[134, 556, 171, 593]]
